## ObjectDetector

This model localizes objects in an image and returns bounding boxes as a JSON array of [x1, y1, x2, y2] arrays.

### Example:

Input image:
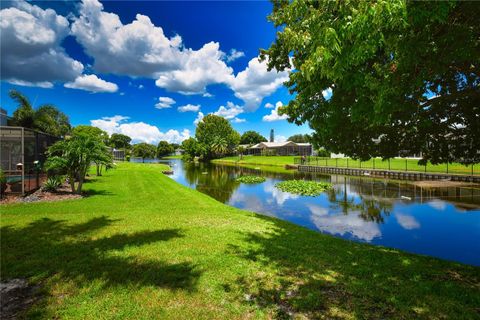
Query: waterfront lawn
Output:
[[1, 163, 479, 319], [214, 155, 479, 175], [212, 155, 296, 167]]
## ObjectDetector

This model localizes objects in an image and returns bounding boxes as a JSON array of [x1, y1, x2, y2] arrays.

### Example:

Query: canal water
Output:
[[165, 159, 480, 266]]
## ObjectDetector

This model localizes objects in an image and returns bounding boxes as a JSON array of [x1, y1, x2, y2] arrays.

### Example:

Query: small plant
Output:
[[236, 175, 266, 184], [275, 180, 332, 196], [43, 176, 63, 192], [0, 168, 7, 198]]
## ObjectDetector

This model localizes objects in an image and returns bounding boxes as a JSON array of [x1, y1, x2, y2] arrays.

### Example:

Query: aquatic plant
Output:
[[235, 175, 266, 184], [275, 179, 332, 196]]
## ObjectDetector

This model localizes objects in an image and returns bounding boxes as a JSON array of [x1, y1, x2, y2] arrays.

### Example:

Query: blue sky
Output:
[[0, 0, 311, 144]]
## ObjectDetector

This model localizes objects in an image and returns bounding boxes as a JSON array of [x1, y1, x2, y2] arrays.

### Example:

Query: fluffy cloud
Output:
[[72, 0, 233, 95], [155, 97, 176, 109], [91, 115, 190, 144], [228, 57, 290, 111], [232, 117, 246, 123], [71, 0, 182, 78], [275, 135, 287, 143], [193, 112, 204, 126], [155, 42, 233, 95], [213, 101, 244, 120], [64, 74, 118, 93], [262, 101, 288, 122], [264, 102, 274, 109], [0, 0, 83, 86], [226, 49, 245, 62], [178, 104, 200, 112]]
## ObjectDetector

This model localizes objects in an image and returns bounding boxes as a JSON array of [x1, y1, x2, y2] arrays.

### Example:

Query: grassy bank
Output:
[[212, 155, 296, 167], [213, 155, 479, 175], [162, 155, 183, 159], [1, 163, 479, 319]]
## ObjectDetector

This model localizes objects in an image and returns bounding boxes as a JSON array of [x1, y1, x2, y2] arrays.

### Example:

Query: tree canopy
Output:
[[288, 134, 310, 143], [132, 143, 156, 162], [195, 114, 240, 159], [262, 1, 479, 164], [240, 130, 267, 145], [157, 141, 174, 158], [9, 90, 71, 137], [110, 133, 132, 149], [72, 125, 109, 144]]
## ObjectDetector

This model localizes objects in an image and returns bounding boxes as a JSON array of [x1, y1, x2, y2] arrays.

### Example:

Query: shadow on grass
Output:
[[226, 215, 480, 319], [83, 189, 115, 197], [1, 216, 201, 297]]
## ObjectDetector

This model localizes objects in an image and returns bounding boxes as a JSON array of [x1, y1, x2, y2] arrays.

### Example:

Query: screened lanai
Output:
[[0, 126, 58, 195]]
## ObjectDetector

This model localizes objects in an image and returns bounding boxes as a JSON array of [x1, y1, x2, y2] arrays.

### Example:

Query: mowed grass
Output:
[[1, 163, 479, 319], [212, 155, 296, 167], [214, 155, 479, 175]]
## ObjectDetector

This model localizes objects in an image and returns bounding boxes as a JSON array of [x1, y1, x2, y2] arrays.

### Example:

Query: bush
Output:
[[275, 180, 332, 196], [0, 169, 7, 197], [235, 175, 266, 184], [43, 176, 63, 192]]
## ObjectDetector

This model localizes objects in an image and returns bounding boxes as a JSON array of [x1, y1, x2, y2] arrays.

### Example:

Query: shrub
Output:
[[236, 175, 266, 184], [0, 168, 7, 197], [42, 176, 63, 192], [275, 180, 332, 196]]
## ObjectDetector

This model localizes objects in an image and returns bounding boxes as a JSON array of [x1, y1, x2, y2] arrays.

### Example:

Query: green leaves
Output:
[[235, 176, 266, 184], [263, 1, 480, 164], [275, 180, 332, 196]]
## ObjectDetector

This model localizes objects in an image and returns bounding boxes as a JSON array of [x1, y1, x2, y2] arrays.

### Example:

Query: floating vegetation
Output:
[[236, 175, 266, 184], [275, 180, 332, 196]]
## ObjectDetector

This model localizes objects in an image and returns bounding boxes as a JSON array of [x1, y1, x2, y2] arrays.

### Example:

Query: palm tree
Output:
[[9, 90, 71, 136], [210, 136, 228, 158], [46, 133, 112, 193]]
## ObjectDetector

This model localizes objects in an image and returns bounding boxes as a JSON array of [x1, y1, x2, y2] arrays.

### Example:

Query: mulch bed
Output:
[[0, 183, 82, 205]]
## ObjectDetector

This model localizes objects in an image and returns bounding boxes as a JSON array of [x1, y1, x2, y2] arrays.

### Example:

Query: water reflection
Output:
[[168, 159, 480, 265]]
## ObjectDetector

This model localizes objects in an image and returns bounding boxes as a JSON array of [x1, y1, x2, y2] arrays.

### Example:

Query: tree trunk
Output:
[[96, 164, 101, 176], [69, 175, 75, 193], [76, 177, 84, 194]]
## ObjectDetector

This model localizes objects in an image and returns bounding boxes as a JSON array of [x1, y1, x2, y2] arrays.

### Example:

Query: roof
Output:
[[249, 141, 312, 149]]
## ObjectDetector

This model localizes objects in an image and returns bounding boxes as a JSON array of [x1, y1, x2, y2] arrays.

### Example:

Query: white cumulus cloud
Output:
[[193, 112, 204, 126], [264, 102, 274, 109], [226, 48, 245, 62], [228, 57, 290, 111], [0, 0, 83, 86], [155, 96, 176, 109], [262, 101, 288, 122], [64, 74, 118, 93], [213, 101, 244, 120], [178, 104, 200, 112], [91, 115, 190, 144]]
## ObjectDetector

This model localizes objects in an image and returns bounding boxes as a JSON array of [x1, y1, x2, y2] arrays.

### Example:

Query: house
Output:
[[248, 141, 312, 156]]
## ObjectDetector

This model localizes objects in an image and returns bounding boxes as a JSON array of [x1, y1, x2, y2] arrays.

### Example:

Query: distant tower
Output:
[[270, 129, 274, 142]]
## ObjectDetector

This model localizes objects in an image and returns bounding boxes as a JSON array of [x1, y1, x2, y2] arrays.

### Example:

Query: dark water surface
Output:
[[165, 159, 480, 266]]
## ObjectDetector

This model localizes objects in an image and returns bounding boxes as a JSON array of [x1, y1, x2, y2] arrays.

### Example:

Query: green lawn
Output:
[[1, 163, 479, 319], [212, 155, 296, 167], [214, 155, 479, 175]]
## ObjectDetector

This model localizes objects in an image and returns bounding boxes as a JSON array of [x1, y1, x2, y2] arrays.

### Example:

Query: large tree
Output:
[[262, 1, 479, 164], [240, 130, 267, 145], [110, 133, 132, 149], [9, 90, 71, 136], [132, 143, 157, 162], [72, 125, 109, 144], [288, 134, 310, 143], [195, 114, 240, 159], [157, 140, 174, 158]]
